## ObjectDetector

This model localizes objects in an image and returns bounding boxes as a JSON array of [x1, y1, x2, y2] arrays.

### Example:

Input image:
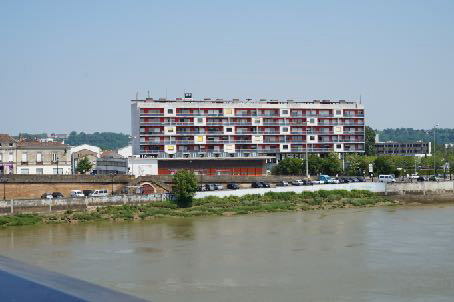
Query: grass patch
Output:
[[0, 190, 393, 228], [0, 214, 42, 227]]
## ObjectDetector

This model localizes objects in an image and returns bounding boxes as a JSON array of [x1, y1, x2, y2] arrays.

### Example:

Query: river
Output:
[[1, 205, 454, 301]]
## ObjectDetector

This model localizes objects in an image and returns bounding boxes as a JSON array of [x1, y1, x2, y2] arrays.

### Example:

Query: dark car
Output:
[[260, 182, 271, 188], [52, 192, 64, 199], [303, 179, 314, 186], [276, 180, 289, 186], [349, 177, 359, 182], [356, 177, 366, 182], [251, 182, 263, 188], [41, 192, 53, 199], [417, 176, 426, 182], [83, 190, 93, 197], [227, 183, 240, 190], [338, 178, 348, 184], [429, 175, 440, 182]]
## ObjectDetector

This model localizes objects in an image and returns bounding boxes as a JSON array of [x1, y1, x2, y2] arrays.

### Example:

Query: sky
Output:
[[1, 0, 453, 135]]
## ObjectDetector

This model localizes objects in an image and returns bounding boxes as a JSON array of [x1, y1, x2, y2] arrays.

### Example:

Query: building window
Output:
[[51, 153, 58, 162], [226, 127, 233, 133], [309, 118, 315, 123], [197, 118, 203, 123], [167, 109, 174, 114], [283, 145, 289, 150], [36, 153, 42, 163], [9, 143, 13, 147], [8, 152, 13, 162], [282, 127, 289, 132], [336, 144, 342, 149], [36, 168, 43, 175], [336, 110, 341, 115], [0, 153, 2, 162], [53, 168, 63, 174], [21, 152, 28, 163], [282, 109, 288, 115], [21, 168, 29, 174]]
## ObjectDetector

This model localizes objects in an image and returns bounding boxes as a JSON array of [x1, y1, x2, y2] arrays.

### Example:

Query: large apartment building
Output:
[[131, 94, 365, 175]]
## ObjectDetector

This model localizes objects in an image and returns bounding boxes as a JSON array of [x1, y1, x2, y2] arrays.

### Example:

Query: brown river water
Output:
[[1, 205, 454, 302]]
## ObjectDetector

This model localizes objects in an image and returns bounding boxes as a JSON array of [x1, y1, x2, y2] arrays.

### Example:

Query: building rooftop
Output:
[[131, 97, 357, 105], [0, 134, 16, 143], [17, 141, 69, 149]]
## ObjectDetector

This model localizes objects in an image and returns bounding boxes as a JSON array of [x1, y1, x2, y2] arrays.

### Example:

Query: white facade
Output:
[[17, 164, 71, 175], [118, 145, 133, 158], [128, 157, 158, 176]]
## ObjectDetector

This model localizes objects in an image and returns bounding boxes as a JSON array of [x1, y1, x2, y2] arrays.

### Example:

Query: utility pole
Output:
[[433, 124, 439, 175], [305, 129, 309, 178], [0, 177, 7, 200]]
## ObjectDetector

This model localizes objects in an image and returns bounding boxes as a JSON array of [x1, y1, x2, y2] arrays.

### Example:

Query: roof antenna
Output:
[[166, 88, 168, 99], [136, 91, 139, 100], [147, 90, 150, 98], [359, 94, 362, 104]]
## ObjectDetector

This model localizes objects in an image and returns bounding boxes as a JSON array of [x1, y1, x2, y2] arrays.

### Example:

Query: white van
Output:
[[70, 190, 85, 198], [90, 189, 108, 197], [379, 175, 396, 183]]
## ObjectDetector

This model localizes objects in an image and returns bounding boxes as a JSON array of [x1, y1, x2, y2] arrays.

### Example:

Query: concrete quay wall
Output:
[[0, 194, 172, 214]]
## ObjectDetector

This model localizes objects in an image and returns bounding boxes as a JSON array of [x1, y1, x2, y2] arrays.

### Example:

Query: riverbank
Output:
[[0, 190, 399, 227]]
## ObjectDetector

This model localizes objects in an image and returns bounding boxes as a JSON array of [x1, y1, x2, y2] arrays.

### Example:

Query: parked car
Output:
[[302, 179, 314, 186], [41, 192, 53, 199], [429, 175, 441, 182], [417, 176, 426, 182], [70, 190, 85, 198], [214, 184, 224, 190], [206, 184, 216, 191], [379, 175, 396, 183], [251, 182, 263, 188], [52, 192, 64, 199], [277, 180, 289, 186], [227, 183, 240, 190], [83, 190, 93, 197], [90, 189, 108, 197], [260, 182, 271, 188], [291, 180, 304, 186], [356, 177, 366, 182]]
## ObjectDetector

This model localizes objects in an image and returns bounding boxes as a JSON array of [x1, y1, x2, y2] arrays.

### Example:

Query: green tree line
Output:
[[376, 128, 454, 144], [65, 131, 130, 150]]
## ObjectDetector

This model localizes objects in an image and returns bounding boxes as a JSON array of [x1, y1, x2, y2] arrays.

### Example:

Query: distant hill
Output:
[[376, 128, 454, 144], [65, 131, 130, 150]]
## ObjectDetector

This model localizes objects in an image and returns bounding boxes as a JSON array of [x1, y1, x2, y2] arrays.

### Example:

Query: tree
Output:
[[66, 131, 130, 150], [365, 126, 376, 156], [374, 156, 396, 175], [172, 170, 198, 208], [272, 158, 304, 175], [308, 155, 324, 176], [76, 156, 93, 174], [321, 153, 342, 175]]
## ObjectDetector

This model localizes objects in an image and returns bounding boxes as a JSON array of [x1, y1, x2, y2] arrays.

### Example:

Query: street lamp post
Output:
[[0, 177, 7, 200], [305, 129, 309, 178], [433, 124, 439, 176]]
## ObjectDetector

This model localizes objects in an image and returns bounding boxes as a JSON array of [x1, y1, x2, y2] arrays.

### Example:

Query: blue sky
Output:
[[1, 0, 453, 134]]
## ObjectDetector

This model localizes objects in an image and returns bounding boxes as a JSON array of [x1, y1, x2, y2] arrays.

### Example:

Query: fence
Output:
[[0, 193, 173, 214]]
